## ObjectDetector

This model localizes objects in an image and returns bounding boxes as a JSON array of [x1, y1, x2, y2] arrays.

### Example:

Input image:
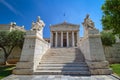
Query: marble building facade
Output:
[[50, 22, 79, 47]]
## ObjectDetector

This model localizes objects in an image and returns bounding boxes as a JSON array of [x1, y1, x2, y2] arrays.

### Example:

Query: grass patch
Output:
[[0, 65, 15, 79], [110, 64, 120, 76]]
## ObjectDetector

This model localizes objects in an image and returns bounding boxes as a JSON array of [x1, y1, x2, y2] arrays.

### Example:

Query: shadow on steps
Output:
[[34, 47, 90, 76]]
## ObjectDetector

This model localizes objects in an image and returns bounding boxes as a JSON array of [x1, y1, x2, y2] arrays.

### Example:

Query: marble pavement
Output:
[[2, 74, 120, 80]]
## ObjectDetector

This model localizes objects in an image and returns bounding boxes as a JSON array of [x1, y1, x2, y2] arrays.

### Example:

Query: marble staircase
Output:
[[34, 48, 90, 75]]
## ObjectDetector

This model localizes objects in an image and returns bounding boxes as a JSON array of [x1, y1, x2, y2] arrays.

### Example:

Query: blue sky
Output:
[[0, 0, 105, 38]]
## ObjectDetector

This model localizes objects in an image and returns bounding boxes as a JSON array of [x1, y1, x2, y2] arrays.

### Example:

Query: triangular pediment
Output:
[[51, 21, 79, 27], [50, 22, 80, 31]]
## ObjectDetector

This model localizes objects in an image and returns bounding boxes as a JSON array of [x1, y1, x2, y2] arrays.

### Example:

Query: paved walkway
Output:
[[2, 75, 120, 80]]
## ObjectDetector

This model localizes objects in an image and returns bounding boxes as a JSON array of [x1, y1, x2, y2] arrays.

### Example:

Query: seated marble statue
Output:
[[31, 16, 45, 31], [84, 14, 95, 29]]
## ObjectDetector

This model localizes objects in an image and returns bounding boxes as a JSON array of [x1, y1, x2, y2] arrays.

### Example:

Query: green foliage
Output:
[[101, 0, 120, 37], [101, 31, 115, 46], [0, 31, 9, 48], [8, 30, 25, 49], [0, 65, 15, 79], [0, 30, 25, 64], [110, 64, 120, 76]]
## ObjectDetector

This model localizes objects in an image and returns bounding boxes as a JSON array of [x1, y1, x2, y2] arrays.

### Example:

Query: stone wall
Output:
[[104, 42, 120, 63], [7, 47, 21, 64]]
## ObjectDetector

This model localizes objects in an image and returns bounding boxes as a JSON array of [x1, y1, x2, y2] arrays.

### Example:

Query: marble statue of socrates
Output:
[[83, 14, 95, 29], [31, 16, 45, 31]]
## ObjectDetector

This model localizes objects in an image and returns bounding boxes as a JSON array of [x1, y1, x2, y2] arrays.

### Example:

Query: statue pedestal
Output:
[[13, 31, 49, 74], [79, 29, 112, 74]]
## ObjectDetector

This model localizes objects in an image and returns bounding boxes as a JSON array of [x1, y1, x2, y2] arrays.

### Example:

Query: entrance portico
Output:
[[50, 22, 79, 47]]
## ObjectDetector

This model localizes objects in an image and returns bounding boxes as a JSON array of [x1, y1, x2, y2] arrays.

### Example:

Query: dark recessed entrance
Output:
[[63, 39, 67, 47]]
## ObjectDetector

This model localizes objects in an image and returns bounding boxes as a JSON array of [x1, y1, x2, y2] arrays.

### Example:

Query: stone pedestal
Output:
[[87, 61, 112, 75], [79, 29, 112, 75], [13, 31, 49, 75]]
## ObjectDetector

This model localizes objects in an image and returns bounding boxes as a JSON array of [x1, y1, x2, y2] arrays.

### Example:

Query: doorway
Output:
[[63, 39, 67, 47]]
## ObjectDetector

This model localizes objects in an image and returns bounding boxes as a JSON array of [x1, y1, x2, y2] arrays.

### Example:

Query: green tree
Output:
[[101, 0, 120, 37], [0, 30, 25, 64], [101, 31, 115, 54], [101, 31, 115, 46]]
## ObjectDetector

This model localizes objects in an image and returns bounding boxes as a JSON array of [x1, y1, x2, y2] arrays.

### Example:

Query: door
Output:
[[63, 39, 66, 47]]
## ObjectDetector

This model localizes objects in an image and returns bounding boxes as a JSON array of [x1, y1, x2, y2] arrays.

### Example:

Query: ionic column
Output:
[[72, 31, 75, 47], [77, 31, 79, 47], [61, 31, 63, 47], [67, 31, 69, 47], [55, 32, 58, 47], [50, 32, 53, 47]]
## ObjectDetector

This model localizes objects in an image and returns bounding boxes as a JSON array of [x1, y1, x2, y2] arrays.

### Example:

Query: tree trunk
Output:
[[1, 47, 8, 65], [1, 46, 15, 65]]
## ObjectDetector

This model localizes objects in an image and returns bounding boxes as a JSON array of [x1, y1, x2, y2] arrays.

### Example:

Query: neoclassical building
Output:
[[50, 22, 79, 47]]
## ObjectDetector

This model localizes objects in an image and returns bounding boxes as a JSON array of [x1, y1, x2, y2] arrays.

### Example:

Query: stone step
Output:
[[44, 53, 79, 54], [48, 51, 76, 53], [38, 64, 87, 67], [35, 48, 89, 75], [34, 70, 90, 75], [41, 58, 82, 60], [49, 50, 76, 51], [43, 54, 81, 56], [38, 63, 87, 67], [50, 48, 77, 50], [49, 48, 77, 53], [48, 49, 77, 51], [43, 55, 80, 57], [41, 60, 83, 62], [40, 61, 84, 64], [42, 57, 81, 60], [42, 56, 80, 58], [41, 60, 82, 62], [36, 66, 89, 71]]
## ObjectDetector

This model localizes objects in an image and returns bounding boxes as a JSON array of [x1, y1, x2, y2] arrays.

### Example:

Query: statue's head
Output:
[[86, 14, 89, 18], [37, 16, 41, 22]]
